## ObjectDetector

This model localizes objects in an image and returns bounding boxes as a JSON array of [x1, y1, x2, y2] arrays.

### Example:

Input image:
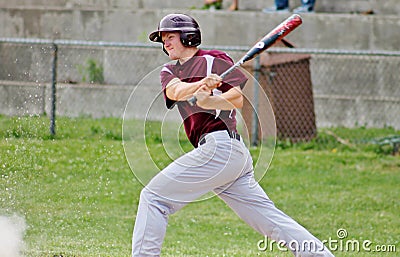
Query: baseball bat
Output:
[[188, 14, 302, 106]]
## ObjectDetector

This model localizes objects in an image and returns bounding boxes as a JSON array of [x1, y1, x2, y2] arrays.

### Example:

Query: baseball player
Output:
[[131, 13, 334, 257]]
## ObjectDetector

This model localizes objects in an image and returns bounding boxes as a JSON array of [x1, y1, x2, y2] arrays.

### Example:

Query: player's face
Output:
[[161, 32, 186, 60]]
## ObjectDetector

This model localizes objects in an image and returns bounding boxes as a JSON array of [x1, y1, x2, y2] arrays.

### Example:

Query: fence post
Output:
[[50, 42, 58, 136], [251, 55, 261, 146]]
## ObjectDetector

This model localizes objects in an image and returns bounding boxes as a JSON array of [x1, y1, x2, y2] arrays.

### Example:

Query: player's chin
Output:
[[166, 49, 177, 59], [168, 52, 179, 60]]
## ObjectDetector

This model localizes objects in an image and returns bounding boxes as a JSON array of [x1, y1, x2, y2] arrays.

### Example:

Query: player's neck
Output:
[[178, 47, 199, 64]]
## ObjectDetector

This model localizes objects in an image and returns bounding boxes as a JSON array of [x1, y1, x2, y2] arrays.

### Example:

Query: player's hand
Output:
[[200, 74, 222, 90], [193, 85, 212, 107]]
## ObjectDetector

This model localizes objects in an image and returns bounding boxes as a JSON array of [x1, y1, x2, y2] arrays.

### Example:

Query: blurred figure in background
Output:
[[263, 0, 315, 13], [203, 0, 238, 11]]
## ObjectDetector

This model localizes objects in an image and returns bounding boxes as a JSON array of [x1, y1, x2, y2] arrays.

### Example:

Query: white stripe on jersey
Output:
[[161, 66, 173, 74], [203, 55, 222, 119], [203, 55, 214, 77]]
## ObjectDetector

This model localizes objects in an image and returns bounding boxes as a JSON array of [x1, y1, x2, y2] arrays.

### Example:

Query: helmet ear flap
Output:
[[162, 45, 169, 56], [180, 32, 201, 47]]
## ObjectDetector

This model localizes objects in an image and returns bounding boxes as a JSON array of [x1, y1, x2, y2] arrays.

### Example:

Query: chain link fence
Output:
[[1, 38, 399, 143]]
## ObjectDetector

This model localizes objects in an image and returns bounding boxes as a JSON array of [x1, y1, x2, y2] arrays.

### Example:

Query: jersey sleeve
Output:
[[160, 65, 177, 109]]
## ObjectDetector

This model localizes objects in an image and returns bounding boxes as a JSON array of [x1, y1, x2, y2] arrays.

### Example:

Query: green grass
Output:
[[0, 115, 399, 256]]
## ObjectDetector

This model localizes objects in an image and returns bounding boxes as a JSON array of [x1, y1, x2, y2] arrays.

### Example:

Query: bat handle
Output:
[[187, 96, 197, 106], [222, 61, 243, 79]]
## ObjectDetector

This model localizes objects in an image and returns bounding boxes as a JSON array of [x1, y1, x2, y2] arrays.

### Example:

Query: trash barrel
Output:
[[242, 50, 317, 143]]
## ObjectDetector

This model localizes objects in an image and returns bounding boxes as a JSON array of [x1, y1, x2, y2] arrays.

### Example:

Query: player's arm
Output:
[[165, 78, 202, 101], [194, 85, 243, 110], [165, 75, 222, 101]]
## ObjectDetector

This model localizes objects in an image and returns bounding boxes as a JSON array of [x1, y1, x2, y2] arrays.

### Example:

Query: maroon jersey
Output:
[[161, 49, 248, 146]]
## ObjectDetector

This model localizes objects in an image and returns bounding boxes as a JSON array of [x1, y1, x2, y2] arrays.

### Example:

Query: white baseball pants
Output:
[[131, 131, 334, 256]]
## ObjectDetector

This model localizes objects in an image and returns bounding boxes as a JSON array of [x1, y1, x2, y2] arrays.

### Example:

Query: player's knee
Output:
[[139, 187, 155, 203], [139, 187, 170, 216]]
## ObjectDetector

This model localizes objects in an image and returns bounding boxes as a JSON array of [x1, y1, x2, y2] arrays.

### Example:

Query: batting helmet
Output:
[[149, 13, 201, 53]]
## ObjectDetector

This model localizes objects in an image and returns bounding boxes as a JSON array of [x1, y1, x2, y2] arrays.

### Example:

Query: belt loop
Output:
[[227, 130, 241, 142], [198, 133, 207, 146]]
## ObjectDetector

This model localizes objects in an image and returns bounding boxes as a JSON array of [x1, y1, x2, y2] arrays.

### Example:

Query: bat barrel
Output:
[[241, 14, 302, 64]]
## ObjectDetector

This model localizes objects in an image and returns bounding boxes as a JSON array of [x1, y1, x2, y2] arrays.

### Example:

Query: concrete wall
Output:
[[1, 8, 399, 51], [0, 0, 399, 15], [1, 48, 399, 129], [311, 55, 400, 128], [1, 78, 399, 129], [0, 80, 181, 121], [1, 2, 399, 130], [0, 43, 168, 85], [0, 81, 46, 116]]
